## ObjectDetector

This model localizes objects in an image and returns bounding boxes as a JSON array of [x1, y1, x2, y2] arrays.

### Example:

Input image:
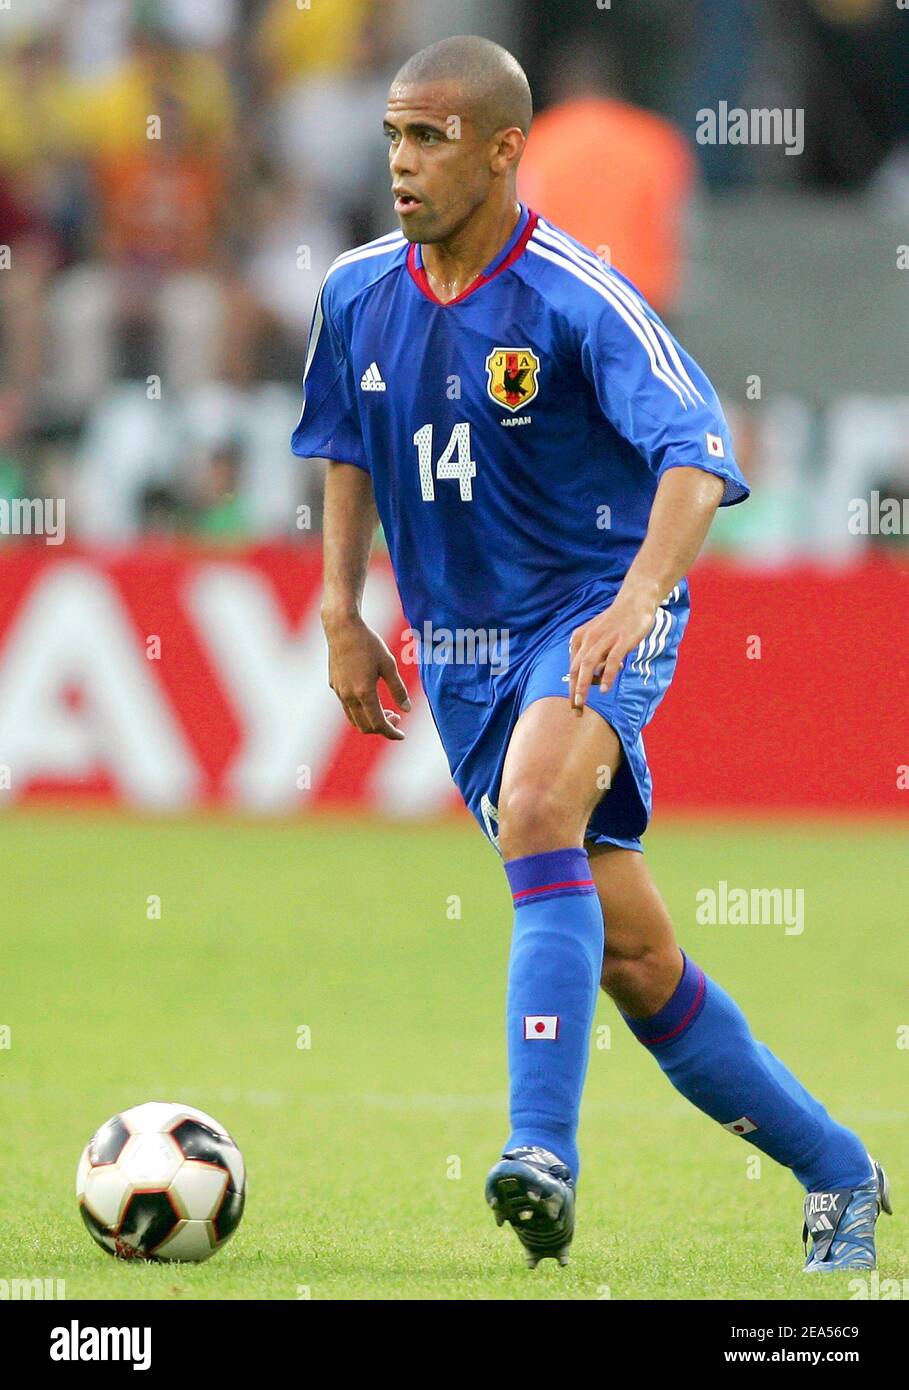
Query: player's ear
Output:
[[490, 126, 525, 175]]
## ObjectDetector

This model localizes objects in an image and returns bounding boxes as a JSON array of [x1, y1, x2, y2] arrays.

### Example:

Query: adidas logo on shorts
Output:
[[360, 362, 386, 391]]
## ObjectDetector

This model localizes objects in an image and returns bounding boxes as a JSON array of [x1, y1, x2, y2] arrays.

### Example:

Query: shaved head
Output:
[[392, 34, 532, 138], [384, 36, 531, 250]]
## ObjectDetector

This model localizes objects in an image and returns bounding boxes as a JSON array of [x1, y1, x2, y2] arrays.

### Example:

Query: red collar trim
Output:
[[407, 209, 539, 307]]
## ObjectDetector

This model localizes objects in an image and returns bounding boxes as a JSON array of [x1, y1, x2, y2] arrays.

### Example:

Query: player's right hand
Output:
[[324, 615, 411, 740]]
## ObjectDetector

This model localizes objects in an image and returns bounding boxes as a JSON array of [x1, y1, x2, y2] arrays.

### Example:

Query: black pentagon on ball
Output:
[[88, 1115, 130, 1166], [213, 1185, 245, 1243], [170, 1119, 235, 1171], [80, 1199, 117, 1254], [117, 1190, 181, 1257]]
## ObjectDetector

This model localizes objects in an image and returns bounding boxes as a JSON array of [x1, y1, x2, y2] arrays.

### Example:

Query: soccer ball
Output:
[[76, 1101, 246, 1262]]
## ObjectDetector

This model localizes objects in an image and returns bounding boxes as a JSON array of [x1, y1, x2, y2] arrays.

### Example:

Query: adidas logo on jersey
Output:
[[360, 362, 386, 391]]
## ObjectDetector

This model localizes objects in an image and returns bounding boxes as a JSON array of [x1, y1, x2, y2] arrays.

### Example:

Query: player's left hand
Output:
[[568, 585, 660, 712]]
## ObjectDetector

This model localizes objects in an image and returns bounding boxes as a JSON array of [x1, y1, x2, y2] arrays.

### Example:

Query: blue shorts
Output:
[[419, 577, 690, 854]]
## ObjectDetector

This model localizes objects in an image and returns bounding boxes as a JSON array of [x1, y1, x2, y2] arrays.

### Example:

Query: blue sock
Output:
[[622, 952, 872, 1191], [503, 847, 605, 1181]]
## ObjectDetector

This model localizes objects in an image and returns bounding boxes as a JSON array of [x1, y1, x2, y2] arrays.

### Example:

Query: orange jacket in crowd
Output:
[[519, 96, 696, 315]]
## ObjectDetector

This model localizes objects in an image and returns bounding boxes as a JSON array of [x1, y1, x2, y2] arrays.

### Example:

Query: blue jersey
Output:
[[291, 204, 748, 636]]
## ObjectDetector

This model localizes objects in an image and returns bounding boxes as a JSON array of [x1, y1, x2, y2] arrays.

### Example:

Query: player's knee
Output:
[[497, 780, 584, 860], [601, 945, 679, 1017]]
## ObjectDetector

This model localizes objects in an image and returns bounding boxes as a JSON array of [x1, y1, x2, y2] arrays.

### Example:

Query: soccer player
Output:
[[292, 36, 890, 1271]]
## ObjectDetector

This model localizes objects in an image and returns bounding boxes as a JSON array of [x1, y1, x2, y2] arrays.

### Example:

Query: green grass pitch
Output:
[[1, 810, 905, 1300]]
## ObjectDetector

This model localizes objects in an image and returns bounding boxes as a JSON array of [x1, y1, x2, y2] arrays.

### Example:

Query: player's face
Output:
[[384, 81, 496, 242]]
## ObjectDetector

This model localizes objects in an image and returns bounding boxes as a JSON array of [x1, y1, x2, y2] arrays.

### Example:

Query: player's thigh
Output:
[[497, 696, 624, 856], [588, 843, 683, 1013]]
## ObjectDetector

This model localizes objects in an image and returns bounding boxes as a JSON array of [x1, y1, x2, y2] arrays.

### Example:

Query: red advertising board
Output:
[[0, 544, 903, 817]]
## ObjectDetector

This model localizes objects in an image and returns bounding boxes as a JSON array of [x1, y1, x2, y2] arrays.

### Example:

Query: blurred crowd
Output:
[[0, 0, 906, 553], [0, 0, 413, 540]]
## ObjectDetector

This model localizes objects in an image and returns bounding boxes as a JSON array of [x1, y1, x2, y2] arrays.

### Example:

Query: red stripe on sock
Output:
[[639, 971, 706, 1046], [512, 878, 595, 900]]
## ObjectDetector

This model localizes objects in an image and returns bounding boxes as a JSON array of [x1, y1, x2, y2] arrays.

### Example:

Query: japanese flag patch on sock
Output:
[[524, 1015, 559, 1040], [722, 1116, 758, 1135]]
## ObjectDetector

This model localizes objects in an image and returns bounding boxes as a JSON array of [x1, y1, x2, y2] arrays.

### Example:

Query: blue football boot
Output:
[[803, 1157, 892, 1272], [485, 1145, 575, 1268]]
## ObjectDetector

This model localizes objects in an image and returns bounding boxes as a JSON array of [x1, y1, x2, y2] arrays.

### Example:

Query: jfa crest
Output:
[[485, 346, 540, 411]]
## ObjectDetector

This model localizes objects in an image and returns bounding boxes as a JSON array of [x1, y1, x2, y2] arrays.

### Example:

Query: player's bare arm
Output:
[[321, 461, 410, 740], [569, 466, 725, 711]]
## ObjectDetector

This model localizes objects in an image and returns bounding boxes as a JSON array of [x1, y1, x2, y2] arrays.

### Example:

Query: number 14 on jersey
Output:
[[413, 423, 477, 502]]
